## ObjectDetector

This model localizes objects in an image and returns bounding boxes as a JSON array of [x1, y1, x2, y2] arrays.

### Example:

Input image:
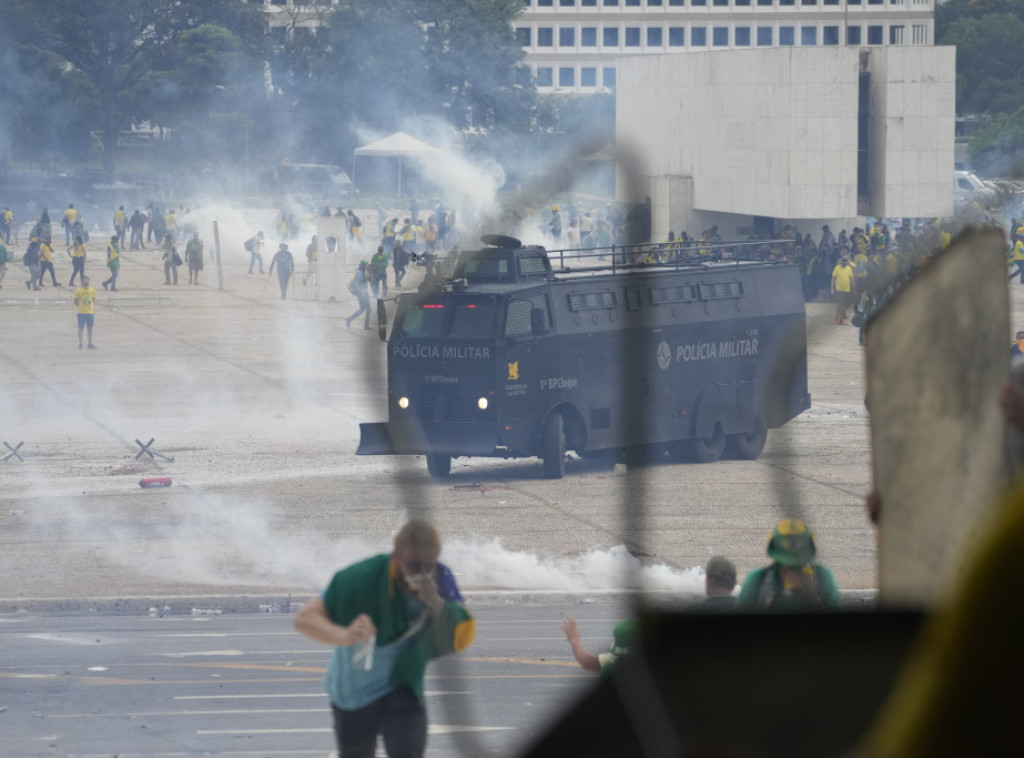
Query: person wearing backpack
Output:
[[160, 234, 180, 285], [23, 237, 41, 290], [736, 519, 841, 611], [245, 230, 265, 274]]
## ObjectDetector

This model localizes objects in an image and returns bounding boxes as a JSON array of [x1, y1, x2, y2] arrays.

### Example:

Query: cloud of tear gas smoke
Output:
[[19, 483, 705, 595]]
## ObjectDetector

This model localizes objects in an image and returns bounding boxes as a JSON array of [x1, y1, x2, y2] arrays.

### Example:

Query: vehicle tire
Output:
[[426, 454, 451, 478], [542, 413, 566, 479], [692, 424, 726, 463], [727, 418, 767, 460]]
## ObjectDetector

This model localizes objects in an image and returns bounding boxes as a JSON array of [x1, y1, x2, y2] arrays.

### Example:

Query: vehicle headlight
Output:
[[477, 397, 488, 410], [398, 396, 410, 409]]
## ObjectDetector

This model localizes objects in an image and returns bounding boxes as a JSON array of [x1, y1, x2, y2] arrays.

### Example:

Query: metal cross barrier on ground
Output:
[[134, 438, 174, 462], [1, 441, 24, 463]]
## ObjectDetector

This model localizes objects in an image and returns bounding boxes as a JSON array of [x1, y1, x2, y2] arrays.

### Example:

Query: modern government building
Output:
[[258, 0, 955, 235], [515, 0, 936, 94]]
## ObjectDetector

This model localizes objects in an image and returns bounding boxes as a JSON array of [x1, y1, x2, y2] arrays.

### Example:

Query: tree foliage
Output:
[[967, 105, 1024, 177], [0, 0, 266, 176], [937, 0, 1024, 116], [311, 0, 532, 155]]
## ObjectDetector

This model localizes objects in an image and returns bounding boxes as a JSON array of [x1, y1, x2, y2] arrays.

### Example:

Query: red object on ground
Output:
[[139, 476, 172, 488]]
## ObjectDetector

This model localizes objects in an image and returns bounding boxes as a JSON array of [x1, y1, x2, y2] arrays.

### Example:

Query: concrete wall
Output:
[[617, 45, 956, 240], [866, 46, 957, 219]]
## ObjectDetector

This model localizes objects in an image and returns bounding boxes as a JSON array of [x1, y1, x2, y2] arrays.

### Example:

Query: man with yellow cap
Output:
[[736, 519, 841, 610]]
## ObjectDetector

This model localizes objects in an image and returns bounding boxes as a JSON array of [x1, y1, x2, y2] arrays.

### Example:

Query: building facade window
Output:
[[560, 27, 575, 46], [516, 27, 531, 46], [537, 27, 553, 46], [560, 0, 575, 5], [757, 26, 773, 45], [713, 26, 729, 46], [691, 26, 707, 45], [582, 27, 597, 45], [670, 0, 685, 5], [758, 0, 772, 5], [691, 0, 706, 6], [890, 24, 904, 44], [648, 0, 663, 5], [604, 0, 619, 5], [736, 0, 751, 5], [669, 26, 685, 45], [867, 24, 883, 44], [823, 25, 839, 44], [538, 0, 553, 5], [779, 26, 795, 45], [713, 0, 728, 5], [801, 26, 817, 45], [625, 27, 641, 46], [581, 0, 597, 4], [537, 67, 553, 86], [515, 66, 532, 86], [603, 67, 616, 88], [847, 25, 861, 44], [912, 24, 927, 44], [648, 27, 663, 46], [735, 26, 751, 45], [581, 67, 597, 86], [559, 67, 575, 86], [604, 27, 619, 45]]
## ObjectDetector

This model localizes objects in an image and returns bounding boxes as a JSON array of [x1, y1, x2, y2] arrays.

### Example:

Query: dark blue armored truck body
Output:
[[357, 238, 810, 478]]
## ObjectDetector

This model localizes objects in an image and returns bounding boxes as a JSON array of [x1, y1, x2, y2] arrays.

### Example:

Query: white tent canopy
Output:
[[352, 132, 442, 196]]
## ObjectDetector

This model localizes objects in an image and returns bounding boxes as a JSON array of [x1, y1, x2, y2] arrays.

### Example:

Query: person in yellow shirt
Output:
[[73, 275, 98, 349], [68, 234, 87, 286], [1008, 237, 1024, 284], [38, 238, 61, 287], [62, 204, 77, 246], [831, 252, 856, 325]]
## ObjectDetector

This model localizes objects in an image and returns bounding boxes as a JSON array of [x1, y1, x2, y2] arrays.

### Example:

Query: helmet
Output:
[[766, 519, 816, 567]]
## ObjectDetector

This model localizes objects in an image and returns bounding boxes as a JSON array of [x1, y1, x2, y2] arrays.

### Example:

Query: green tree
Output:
[[0, 0, 266, 176], [937, 0, 1024, 116], [312, 0, 531, 156], [967, 105, 1024, 177]]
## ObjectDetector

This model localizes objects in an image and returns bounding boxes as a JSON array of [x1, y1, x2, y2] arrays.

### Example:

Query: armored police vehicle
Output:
[[357, 236, 810, 478]]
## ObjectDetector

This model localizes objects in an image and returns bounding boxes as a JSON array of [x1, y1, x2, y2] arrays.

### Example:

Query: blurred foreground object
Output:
[[865, 227, 1010, 607]]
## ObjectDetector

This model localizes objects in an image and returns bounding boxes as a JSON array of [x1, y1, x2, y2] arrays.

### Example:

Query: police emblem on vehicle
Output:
[[657, 339, 672, 370]]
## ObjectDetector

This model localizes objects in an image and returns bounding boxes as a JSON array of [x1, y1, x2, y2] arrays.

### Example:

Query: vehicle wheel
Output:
[[542, 413, 566, 479], [727, 418, 768, 460], [692, 424, 726, 463], [426, 454, 451, 478]]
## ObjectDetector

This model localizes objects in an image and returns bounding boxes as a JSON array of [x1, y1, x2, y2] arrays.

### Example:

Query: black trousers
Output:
[[331, 687, 427, 758]]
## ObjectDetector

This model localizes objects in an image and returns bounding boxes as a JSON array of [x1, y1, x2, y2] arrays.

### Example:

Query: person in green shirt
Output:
[[185, 231, 203, 285], [295, 520, 474, 758], [101, 236, 120, 291], [736, 519, 841, 611], [0, 239, 7, 288]]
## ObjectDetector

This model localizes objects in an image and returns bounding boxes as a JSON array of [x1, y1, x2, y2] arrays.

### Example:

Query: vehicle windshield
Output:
[[395, 295, 497, 340]]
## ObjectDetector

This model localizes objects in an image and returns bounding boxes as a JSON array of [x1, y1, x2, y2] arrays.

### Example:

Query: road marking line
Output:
[[174, 691, 471, 700], [197, 725, 514, 736]]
